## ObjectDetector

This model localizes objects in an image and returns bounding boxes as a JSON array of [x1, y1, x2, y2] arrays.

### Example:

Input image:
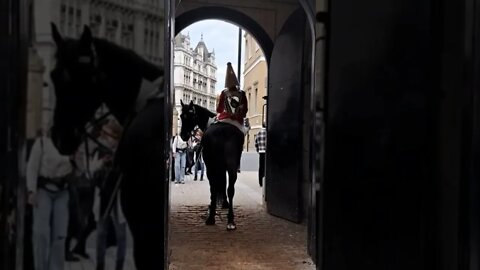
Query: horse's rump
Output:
[[202, 122, 244, 169]]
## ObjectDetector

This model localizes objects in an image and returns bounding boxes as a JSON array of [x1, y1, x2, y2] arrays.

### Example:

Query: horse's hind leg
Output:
[[220, 171, 229, 209], [205, 169, 217, 225], [221, 192, 229, 209], [226, 169, 238, 230]]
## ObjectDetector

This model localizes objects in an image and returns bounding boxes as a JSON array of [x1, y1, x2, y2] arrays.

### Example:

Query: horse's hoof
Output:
[[227, 223, 236, 230], [205, 217, 215, 225]]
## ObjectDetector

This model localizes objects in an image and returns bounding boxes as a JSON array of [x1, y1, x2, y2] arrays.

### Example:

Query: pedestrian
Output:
[[94, 119, 127, 270], [171, 135, 176, 181], [172, 133, 188, 184], [193, 129, 204, 181], [185, 131, 196, 175], [65, 123, 104, 261], [255, 123, 267, 187], [26, 128, 74, 270]]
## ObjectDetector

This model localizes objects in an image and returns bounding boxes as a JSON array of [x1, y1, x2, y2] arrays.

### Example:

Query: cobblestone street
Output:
[[169, 171, 316, 270], [65, 170, 315, 269]]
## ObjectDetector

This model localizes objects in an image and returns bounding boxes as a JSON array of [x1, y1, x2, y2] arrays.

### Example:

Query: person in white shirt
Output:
[[26, 129, 74, 270], [172, 134, 188, 184]]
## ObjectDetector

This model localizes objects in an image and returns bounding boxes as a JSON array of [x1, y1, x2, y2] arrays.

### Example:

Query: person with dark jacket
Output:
[[255, 124, 267, 187], [94, 119, 127, 270]]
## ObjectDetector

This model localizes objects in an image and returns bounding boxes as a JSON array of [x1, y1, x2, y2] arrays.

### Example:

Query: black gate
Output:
[[266, 8, 308, 223]]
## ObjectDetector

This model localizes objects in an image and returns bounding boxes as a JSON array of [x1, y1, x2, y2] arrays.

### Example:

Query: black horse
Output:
[[49, 24, 166, 269], [179, 101, 244, 230]]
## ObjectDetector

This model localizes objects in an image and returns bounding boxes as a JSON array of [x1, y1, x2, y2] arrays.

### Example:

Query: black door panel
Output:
[[266, 8, 307, 224]]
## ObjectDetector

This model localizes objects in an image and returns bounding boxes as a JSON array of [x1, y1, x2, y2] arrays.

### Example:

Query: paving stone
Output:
[[169, 171, 316, 270], [65, 171, 316, 269]]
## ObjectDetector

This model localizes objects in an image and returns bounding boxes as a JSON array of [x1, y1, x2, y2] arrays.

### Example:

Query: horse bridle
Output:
[[190, 112, 216, 165], [78, 111, 114, 178], [76, 109, 126, 225], [80, 41, 172, 223]]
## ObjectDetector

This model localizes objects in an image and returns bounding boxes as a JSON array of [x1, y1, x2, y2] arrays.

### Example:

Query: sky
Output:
[[179, 20, 245, 93]]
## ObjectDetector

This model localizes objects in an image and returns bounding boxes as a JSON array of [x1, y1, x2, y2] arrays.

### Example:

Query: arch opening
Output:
[[170, 2, 319, 269], [175, 6, 274, 64]]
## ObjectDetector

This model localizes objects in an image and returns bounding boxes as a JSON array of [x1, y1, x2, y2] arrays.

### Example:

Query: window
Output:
[[144, 28, 149, 55], [248, 92, 251, 115], [254, 88, 258, 114], [60, 4, 66, 33], [248, 37, 253, 59], [75, 9, 82, 35], [67, 6, 74, 35]]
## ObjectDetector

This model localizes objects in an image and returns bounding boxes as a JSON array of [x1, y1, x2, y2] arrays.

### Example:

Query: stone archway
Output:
[[175, 6, 274, 63], [169, 1, 320, 268]]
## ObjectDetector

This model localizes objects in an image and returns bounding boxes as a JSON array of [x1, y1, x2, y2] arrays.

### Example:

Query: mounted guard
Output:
[[216, 62, 249, 134], [178, 64, 249, 230]]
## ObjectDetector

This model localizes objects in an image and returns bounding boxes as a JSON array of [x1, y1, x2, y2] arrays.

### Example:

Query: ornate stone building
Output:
[[243, 32, 267, 151], [173, 33, 217, 134], [33, 0, 164, 131]]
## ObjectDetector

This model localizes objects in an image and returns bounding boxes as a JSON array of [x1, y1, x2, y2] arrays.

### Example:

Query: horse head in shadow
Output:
[[179, 100, 244, 230], [49, 24, 103, 154], [49, 23, 166, 268], [49, 23, 163, 155]]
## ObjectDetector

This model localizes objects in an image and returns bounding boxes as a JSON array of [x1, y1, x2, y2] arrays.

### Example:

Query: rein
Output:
[[99, 111, 137, 223], [77, 109, 134, 224], [80, 111, 114, 179], [192, 114, 216, 165], [85, 42, 166, 221]]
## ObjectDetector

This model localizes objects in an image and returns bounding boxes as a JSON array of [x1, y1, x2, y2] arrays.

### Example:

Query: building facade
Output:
[[173, 33, 217, 134], [243, 32, 267, 151], [32, 0, 164, 132]]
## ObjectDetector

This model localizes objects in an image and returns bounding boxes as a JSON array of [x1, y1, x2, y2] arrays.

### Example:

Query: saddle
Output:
[[214, 118, 249, 135]]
